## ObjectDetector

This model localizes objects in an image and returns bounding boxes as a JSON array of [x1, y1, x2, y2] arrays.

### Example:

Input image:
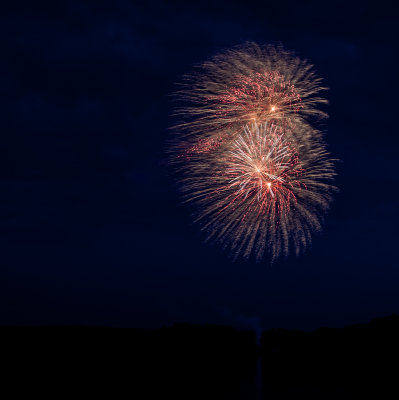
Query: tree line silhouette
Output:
[[2, 315, 398, 399]]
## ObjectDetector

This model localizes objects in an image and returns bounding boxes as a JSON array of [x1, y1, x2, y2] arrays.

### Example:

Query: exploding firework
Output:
[[170, 43, 336, 261], [224, 123, 301, 215], [179, 122, 335, 260], [173, 42, 328, 144], [214, 70, 304, 127]]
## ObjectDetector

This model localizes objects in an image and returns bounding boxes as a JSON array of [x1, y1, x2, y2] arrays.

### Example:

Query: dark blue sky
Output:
[[1, 0, 398, 331]]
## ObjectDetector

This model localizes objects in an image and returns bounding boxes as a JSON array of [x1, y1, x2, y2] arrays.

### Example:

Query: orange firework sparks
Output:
[[170, 42, 336, 262], [211, 71, 303, 128], [221, 123, 302, 221]]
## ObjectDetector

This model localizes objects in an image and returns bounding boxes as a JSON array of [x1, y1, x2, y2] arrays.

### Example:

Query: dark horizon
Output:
[[3, 314, 399, 399], [1, 1, 399, 332]]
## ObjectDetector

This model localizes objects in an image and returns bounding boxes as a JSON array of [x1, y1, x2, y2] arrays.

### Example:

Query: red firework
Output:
[[209, 71, 303, 129], [171, 43, 335, 261], [215, 122, 302, 223]]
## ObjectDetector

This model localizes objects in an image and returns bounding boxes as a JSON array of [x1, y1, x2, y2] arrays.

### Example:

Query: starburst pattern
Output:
[[173, 42, 328, 141], [170, 43, 337, 261]]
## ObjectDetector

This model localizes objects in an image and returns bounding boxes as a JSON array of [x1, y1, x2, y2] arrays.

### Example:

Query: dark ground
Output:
[[3, 314, 399, 399]]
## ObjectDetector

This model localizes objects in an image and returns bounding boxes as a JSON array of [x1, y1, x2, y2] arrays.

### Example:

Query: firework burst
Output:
[[223, 122, 300, 220], [173, 42, 328, 144], [170, 42, 336, 262], [179, 122, 334, 261]]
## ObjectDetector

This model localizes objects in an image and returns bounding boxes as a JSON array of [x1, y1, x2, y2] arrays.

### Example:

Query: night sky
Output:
[[1, 0, 398, 332]]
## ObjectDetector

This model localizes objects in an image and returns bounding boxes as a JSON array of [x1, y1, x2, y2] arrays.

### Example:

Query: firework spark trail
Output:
[[180, 122, 334, 261], [173, 42, 328, 144], [212, 71, 303, 131], [170, 42, 337, 262], [225, 123, 299, 211]]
